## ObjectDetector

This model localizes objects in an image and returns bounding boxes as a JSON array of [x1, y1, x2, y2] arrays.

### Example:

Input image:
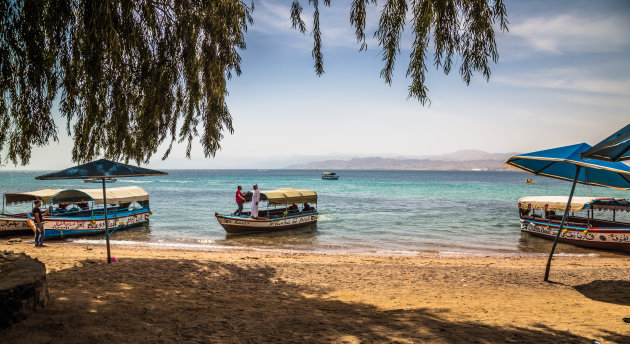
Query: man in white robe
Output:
[[251, 184, 260, 218]]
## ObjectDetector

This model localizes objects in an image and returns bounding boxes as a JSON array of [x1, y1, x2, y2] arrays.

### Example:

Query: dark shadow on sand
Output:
[[1, 258, 627, 343], [574, 280, 630, 306]]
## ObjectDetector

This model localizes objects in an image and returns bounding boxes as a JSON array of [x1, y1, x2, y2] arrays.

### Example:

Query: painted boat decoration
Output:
[[518, 196, 630, 253], [322, 172, 339, 180], [0, 214, 31, 236], [1, 189, 62, 236], [27, 186, 151, 239], [216, 188, 318, 234]]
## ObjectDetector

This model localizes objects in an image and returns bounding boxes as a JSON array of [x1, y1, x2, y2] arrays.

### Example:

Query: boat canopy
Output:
[[4, 189, 63, 205], [322, 172, 336, 175], [518, 196, 630, 212], [260, 188, 317, 206], [51, 186, 149, 205]]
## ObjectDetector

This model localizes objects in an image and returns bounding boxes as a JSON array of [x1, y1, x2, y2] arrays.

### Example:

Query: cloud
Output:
[[509, 13, 630, 54], [249, 1, 385, 51], [249, 2, 294, 35], [558, 93, 630, 111], [495, 67, 630, 96]]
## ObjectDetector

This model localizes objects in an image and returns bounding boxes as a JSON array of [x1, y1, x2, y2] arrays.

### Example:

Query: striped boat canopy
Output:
[[50, 186, 149, 205], [518, 196, 630, 212]]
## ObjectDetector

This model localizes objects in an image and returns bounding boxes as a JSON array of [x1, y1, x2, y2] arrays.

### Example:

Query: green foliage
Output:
[[1, 0, 507, 166], [1, 0, 252, 165], [292, 0, 508, 105]]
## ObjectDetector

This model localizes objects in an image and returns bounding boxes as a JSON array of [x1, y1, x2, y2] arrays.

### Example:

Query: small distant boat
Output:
[[525, 179, 534, 184], [322, 172, 339, 180], [26, 186, 151, 239], [215, 188, 318, 234], [518, 196, 630, 253], [83, 177, 117, 183], [1, 189, 62, 236]]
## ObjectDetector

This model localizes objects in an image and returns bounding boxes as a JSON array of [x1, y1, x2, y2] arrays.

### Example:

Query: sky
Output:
[[4, 0, 630, 170]]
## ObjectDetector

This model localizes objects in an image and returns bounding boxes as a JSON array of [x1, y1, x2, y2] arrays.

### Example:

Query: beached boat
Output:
[[322, 172, 339, 180], [83, 177, 117, 183], [26, 186, 151, 239], [215, 188, 318, 234], [518, 196, 630, 253], [1, 189, 62, 236]]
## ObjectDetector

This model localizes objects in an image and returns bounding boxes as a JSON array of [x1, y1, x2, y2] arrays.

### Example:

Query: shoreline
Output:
[[6, 234, 629, 258], [60, 238, 630, 258], [2, 240, 629, 343]]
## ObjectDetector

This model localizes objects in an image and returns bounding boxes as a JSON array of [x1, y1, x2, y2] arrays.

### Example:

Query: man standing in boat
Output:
[[251, 184, 260, 219], [234, 185, 245, 216]]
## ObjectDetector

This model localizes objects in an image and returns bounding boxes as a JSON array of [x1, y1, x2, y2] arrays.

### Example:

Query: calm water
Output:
[[2, 169, 629, 255]]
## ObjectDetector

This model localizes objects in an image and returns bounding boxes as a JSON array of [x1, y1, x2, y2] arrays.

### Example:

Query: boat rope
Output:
[[86, 224, 121, 251]]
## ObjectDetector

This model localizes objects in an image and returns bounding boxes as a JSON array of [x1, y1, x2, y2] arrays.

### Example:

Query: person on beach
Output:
[[251, 184, 260, 219], [234, 185, 245, 216], [32, 200, 47, 247]]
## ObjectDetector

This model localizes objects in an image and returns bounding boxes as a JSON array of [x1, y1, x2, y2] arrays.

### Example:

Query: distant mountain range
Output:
[[286, 150, 517, 171]]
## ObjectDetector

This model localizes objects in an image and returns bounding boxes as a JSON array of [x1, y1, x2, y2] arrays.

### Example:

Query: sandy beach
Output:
[[1, 241, 629, 343]]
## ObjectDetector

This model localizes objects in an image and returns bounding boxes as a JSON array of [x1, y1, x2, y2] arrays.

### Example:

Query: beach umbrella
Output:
[[505, 143, 630, 281], [581, 124, 630, 162], [36, 159, 167, 263]]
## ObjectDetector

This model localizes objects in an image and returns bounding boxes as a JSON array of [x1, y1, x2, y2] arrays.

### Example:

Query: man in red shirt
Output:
[[234, 185, 246, 216]]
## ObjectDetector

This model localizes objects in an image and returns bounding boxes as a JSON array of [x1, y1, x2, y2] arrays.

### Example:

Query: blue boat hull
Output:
[[28, 209, 151, 240]]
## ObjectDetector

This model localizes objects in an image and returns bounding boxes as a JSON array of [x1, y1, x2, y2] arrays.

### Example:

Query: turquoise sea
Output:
[[1, 170, 629, 255]]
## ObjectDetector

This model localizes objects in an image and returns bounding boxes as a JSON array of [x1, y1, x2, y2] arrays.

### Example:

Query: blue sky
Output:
[[7, 0, 630, 169]]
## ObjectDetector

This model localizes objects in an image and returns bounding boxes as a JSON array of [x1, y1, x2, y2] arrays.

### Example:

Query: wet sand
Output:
[[1, 241, 629, 343]]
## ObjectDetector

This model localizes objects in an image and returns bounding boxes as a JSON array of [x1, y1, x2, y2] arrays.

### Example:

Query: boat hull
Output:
[[0, 215, 32, 236], [520, 219, 630, 253], [27, 210, 150, 239], [216, 213, 318, 234]]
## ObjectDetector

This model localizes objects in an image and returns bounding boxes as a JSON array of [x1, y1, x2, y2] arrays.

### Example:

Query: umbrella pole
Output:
[[103, 178, 111, 264], [544, 165, 581, 282]]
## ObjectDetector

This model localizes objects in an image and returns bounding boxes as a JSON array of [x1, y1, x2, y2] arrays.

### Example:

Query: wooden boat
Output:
[[518, 196, 630, 253], [26, 186, 151, 239], [1, 189, 62, 236], [83, 177, 116, 183], [216, 188, 318, 234], [322, 172, 339, 180]]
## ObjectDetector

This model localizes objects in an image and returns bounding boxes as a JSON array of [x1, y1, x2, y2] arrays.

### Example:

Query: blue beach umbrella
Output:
[[36, 159, 167, 263], [506, 143, 630, 190], [36, 158, 168, 179], [505, 143, 630, 281], [581, 124, 630, 162]]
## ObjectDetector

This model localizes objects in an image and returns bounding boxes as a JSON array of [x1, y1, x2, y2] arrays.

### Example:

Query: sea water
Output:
[[1, 169, 628, 255]]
